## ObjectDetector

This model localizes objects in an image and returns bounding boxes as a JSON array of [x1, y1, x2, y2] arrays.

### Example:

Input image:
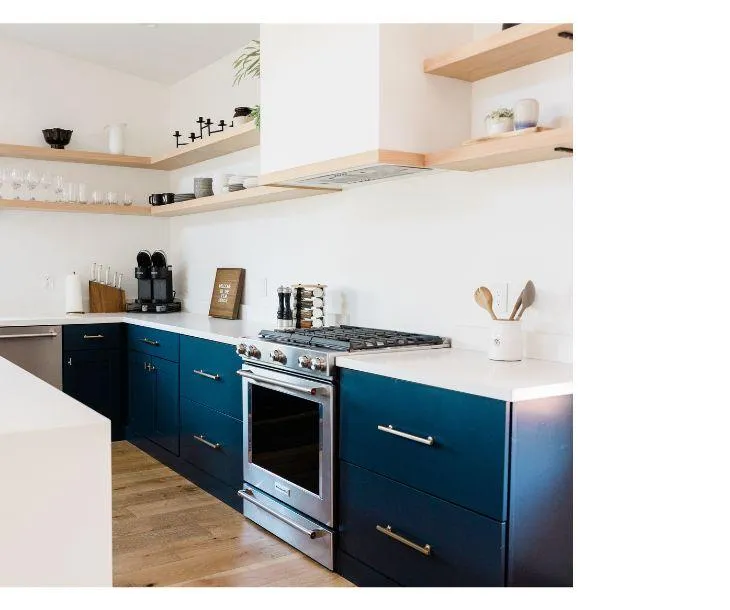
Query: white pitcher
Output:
[[105, 123, 127, 155]]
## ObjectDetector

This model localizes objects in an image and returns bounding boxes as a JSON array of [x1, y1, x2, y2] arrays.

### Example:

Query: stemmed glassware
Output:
[[0, 168, 7, 198], [25, 170, 39, 200], [39, 172, 52, 201], [53, 175, 64, 202], [10, 168, 24, 199]]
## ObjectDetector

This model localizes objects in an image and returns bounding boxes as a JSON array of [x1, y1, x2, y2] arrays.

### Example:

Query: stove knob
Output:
[[246, 345, 261, 359], [270, 349, 287, 364], [310, 357, 327, 372], [236, 343, 248, 355], [298, 355, 312, 369]]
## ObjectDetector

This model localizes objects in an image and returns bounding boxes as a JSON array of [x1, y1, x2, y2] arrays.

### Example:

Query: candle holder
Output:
[[205, 119, 227, 136], [189, 132, 202, 143], [196, 116, 206, 138], [173, 131, 188, 148]]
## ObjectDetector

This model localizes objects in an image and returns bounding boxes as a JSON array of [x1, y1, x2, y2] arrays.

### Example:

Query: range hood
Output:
[[259, 150, 431, 188]]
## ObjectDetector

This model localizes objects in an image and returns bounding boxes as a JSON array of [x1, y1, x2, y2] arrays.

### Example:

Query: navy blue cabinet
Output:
[[128, 349, 180, 455], [62, 324, 124, 441], [337, 368, 573, 587]]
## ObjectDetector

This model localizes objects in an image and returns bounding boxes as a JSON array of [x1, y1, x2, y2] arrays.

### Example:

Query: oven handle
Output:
[[236, 368, 324, 396], [237, 488, 323, 539]]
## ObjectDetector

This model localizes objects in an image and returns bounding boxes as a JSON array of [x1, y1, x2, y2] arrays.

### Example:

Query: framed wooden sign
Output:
[[209, 268, 245, 319]]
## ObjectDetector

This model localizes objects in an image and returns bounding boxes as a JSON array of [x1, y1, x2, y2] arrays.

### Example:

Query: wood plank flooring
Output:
[[112, 441, 353, 587]]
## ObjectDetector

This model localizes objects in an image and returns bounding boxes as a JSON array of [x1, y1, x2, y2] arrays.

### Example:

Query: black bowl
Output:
[[42, 128, 73, 150]]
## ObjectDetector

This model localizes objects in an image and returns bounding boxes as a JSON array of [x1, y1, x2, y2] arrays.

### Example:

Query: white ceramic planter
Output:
[[488, 320, 523, 362], [513, 99, 539, 130], [484, 116, 514, 136]]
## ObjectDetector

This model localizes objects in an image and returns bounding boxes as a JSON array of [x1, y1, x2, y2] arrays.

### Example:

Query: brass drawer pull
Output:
[[194, 369, 221, 381], [376, 524, 431, 556], [377, 424, 434, 446], [83, 334, 105, 339], [141, 338, 160, 346], [193, 434, 221, 450]]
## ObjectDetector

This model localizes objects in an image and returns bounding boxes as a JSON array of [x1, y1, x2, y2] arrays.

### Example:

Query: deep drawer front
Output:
[[63, 324, 122, 351], [180, 397, 242, 488], [339, 462, 505, 587], [127, 325, 179, 362], [339, 368, 509, 521], [180, 335, 243, 421]]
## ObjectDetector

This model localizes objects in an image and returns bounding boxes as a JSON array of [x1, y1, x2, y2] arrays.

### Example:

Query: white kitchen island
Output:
[[0, 355, 112, 586]]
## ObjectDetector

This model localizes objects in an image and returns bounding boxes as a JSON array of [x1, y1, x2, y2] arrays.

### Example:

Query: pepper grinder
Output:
[[276, 286, 285, 329], [283, 286, 293, 328]]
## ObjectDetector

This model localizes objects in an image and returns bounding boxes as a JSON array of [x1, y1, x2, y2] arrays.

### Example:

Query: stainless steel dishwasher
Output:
[[0, 326, 63, 389]]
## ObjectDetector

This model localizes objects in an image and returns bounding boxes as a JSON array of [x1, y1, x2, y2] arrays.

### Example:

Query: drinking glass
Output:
[[53, 175, 64, 202], [39, 172, 52, 201], [25, 170, 39, 200], [92, 190, 104, 205], [0, 168, 6, 198], [66, 182, 77, 204], [106, 191, 118, 205], [10, 168, 24, 199], [78, 183, 87, 204], [123, 192, 133, 206]]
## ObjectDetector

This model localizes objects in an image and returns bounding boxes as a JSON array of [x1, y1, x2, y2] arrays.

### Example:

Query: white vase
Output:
[[105, 123, 127, 155], [513, 99, 539, 130], [485, 116, 514, 136]]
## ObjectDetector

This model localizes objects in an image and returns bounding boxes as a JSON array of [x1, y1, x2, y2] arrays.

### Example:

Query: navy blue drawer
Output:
[[63, 324, 123, 351], [339, 368, 509, 521], [180, 336, 242, 421], [339, 462, 506, 587], [127, 325, 179, 362], [180, 397, 243, 488]]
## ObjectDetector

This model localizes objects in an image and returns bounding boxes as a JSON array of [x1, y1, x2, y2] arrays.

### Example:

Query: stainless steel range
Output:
[[236, 325, 450, 569]]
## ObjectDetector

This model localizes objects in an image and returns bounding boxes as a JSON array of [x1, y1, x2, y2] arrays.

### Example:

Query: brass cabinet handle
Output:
[[83, 334, 105, 339], [194, 369, 221, 381], [237, 488, 323, 539], [193, 434, 221, 450], [141, 338, 160, 346], [376, 524, 431, 556], [377, 424, 434, 446]]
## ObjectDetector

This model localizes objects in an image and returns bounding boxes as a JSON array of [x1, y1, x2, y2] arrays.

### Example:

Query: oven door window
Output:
[[250, 383, 321, 496]]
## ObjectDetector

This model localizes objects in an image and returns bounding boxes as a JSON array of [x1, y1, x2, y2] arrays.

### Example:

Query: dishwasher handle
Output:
[[0, 331, 59, 340]]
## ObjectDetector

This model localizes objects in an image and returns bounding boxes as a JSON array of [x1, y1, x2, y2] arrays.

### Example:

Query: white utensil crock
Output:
[[488, 320, 523, 361], [105, 123, 127, 155]]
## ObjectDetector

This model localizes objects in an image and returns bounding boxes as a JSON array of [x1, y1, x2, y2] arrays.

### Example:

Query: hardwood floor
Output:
[[112, 441, 353, 587]]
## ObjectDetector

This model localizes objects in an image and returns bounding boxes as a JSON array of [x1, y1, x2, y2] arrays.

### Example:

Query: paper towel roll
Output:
[[65, 272, 84, 314]]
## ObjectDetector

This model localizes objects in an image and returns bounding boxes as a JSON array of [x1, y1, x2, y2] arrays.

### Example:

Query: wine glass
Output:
[[123, 192, 133, 206], [25, 170, 39, 200], [10, 168, 24, 199], [53, 175, 64, 202], [39, 172, 52, 201], [0, 168, 6, 198]]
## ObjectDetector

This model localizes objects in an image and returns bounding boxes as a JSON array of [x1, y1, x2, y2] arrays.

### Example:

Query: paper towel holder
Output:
[[65, 271, 85, 315]]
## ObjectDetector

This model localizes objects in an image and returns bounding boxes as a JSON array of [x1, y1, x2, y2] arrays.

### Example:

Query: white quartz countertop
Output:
[[0, 356, 109, 436], [0, 312, 258, 345], [336, 348, 573, 402]]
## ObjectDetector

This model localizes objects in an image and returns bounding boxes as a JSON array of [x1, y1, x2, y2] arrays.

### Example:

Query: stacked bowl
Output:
[[193, 177, 213, 198]]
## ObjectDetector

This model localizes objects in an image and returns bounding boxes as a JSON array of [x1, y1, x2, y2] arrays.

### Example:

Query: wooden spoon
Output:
[[508, 293, 523, 321], [474, 286, 498, 320], [515, 280, 536, 320]]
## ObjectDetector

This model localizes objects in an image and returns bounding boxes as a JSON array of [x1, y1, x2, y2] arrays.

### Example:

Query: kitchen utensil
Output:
[[515, 280, 536, 321], [474, 286, 498, 320], [508, 293, 523, 321], [42, 128, 73, 149]]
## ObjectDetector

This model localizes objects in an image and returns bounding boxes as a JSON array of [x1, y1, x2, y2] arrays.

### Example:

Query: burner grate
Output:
[[258, 325, 445, 351]]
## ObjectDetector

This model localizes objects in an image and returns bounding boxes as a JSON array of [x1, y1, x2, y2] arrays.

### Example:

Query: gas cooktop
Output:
[[258, 325, 448, 352]]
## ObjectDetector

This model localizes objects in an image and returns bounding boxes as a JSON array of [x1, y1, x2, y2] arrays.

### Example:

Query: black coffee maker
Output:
[[128, 250, 181, 313]]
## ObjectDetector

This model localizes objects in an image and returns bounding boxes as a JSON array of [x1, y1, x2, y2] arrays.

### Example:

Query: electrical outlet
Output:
[[43, 275, 54, 291], [492, 282, 509, 317]]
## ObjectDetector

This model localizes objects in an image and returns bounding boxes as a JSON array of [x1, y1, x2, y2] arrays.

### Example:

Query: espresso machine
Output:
[[127, 250, 182, 313]]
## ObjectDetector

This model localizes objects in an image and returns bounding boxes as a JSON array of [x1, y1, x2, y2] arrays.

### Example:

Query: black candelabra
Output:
[[173, 116, 231, 148]]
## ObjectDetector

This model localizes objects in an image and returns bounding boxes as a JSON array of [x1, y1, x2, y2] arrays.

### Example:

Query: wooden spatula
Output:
[[515, 280, 536, 320], [474, 286, 498, 320]]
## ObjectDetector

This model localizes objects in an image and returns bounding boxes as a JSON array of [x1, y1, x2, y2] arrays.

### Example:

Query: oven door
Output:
[[238, 365, 334, 527]]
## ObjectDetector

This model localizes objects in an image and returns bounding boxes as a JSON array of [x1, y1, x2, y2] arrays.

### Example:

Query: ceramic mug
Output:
[[148, 194, 163, 205], [161, 193, 175, 204], [488, 320, 523, 362]]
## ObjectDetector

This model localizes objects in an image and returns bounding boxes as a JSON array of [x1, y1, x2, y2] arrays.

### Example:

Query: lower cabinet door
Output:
[[128, 350, 155, 440], [339, 461, 506, 587], [180, 397, 243, 488], [63, 348, 122, 440], [151, 355, 180, 456]]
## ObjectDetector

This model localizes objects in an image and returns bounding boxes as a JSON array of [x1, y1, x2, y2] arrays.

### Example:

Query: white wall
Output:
[[0, 36, 170, 316]]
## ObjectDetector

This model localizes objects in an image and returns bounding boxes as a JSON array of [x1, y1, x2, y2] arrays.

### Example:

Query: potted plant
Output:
[[233, 39, 261, 129], [484, 108, 514, 136]]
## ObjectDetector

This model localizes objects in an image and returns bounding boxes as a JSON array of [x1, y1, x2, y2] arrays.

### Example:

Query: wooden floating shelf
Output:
[[0, 122, 259, 171], [0, 198, 151, 216], [425, 127, 573, 172], [149, 122, 259, 170], [424, 23, 573, 82], [149, 185, 339, 217]]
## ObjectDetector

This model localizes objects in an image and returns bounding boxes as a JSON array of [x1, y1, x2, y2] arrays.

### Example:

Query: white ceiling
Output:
[[0, 24, 259, 85]]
